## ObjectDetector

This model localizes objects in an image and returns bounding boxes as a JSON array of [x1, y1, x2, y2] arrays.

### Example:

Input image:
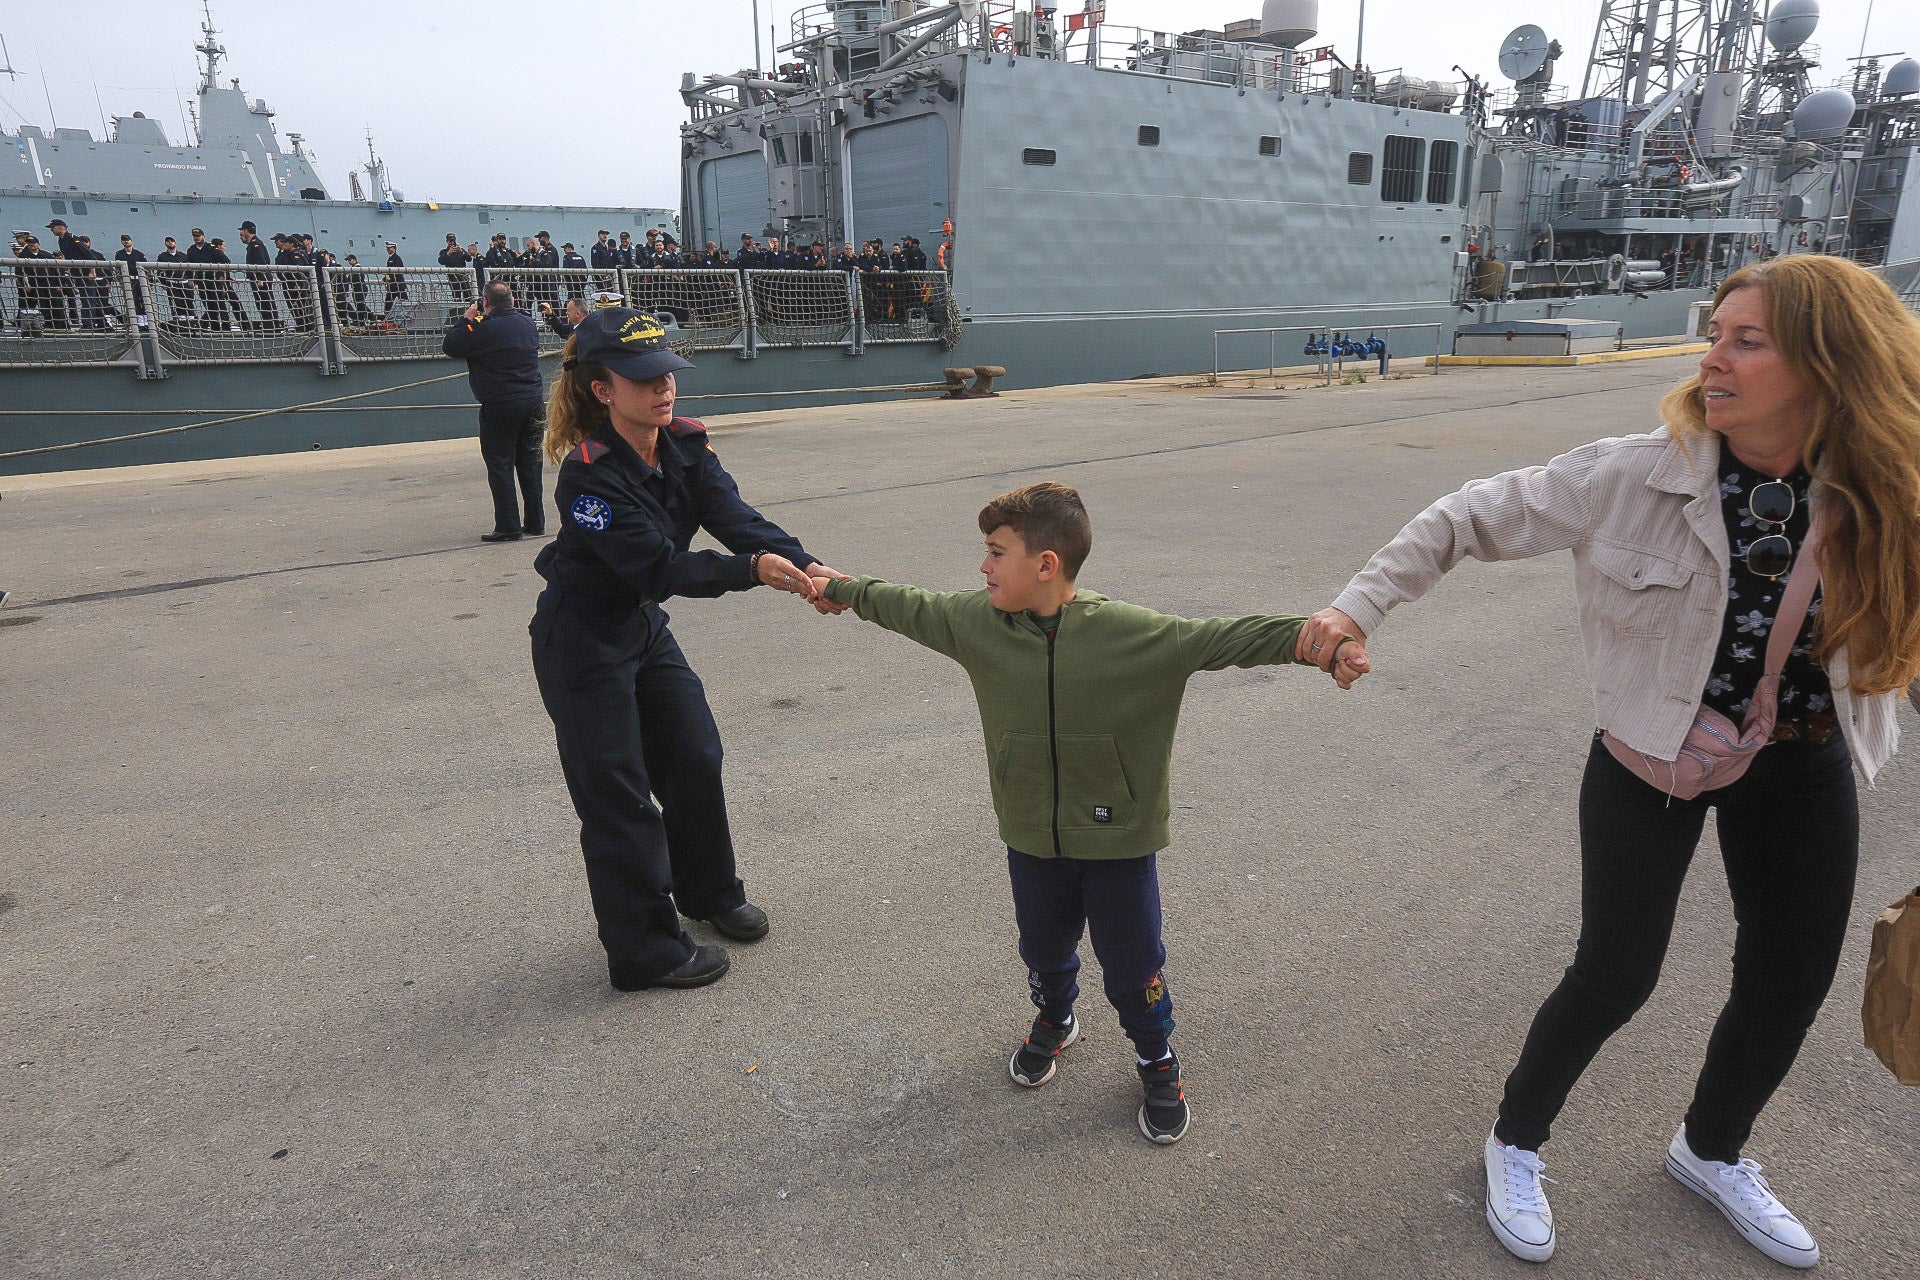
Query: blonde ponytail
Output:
[[544, 334, 610, 465]]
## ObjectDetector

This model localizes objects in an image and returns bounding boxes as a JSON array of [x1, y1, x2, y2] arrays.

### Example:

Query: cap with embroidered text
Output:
[[571, 307, 694, 381]]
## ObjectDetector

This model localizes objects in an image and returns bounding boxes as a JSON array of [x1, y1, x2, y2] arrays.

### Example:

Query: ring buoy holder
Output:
[[1606, 253, 1626, 290]]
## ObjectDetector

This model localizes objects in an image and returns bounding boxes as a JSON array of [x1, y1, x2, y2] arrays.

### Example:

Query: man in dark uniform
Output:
[[47, 218, 85, 260], [275, 233, 316, 330], [531, 231, 561, 312], [203, 237, 243, 330], [382, 242, 407, 317], [339, 254, 374, 326], [154, 234, 195, 324], [481, 232, 516, 296], [439, 232, 475, 301], [183, 227, 217, 329], [589, 229, 616, 274], [16, 233, 65, 328], [561, 242, 586, 271], [114, 234, 148, 316], [530, 307, 842, 989], [442, 279, 545, 542], [237, 221, 282, 331]]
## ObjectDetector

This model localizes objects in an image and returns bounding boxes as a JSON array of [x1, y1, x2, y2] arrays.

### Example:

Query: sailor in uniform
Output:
[[529, 307, 845, 990]]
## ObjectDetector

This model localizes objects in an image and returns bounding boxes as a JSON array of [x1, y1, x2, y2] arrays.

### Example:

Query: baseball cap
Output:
[[240, 220, 257, 232], [570, 307, 694, 381], [46, 219, 66, 229]]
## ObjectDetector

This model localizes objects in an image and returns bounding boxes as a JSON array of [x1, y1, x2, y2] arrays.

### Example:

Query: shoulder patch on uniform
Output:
[[571, 494, 613, 531], [669, 416, 717, 455]]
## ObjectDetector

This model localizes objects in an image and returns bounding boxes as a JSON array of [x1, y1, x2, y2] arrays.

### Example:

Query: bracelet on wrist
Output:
[[748, 551, 765, 586]]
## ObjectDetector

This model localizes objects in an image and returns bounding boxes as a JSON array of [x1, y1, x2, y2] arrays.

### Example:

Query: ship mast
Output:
[[195, 1, 225, 97]]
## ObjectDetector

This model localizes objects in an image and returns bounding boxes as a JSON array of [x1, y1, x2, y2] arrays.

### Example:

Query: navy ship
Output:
[[4, 0, 1917, 475], [0, 6, 675, 265]]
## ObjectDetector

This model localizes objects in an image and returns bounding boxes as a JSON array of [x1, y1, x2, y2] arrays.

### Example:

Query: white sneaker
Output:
[[1484, 1127, 1556, 1262], [1665, 1125, 1819, 1269]]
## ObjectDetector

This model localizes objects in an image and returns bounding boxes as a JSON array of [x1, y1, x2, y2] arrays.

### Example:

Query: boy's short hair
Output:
[[978, 482, 1092, 580]]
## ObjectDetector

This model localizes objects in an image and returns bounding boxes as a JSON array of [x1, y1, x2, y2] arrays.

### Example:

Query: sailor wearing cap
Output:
[[528, 307, 847, 990]]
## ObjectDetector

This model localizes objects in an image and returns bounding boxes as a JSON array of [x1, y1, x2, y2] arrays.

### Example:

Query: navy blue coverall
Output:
[[530, 417, 819, 984]]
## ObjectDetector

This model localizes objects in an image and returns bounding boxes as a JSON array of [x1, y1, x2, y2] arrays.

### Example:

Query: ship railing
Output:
[[0, 257, 138, 368], [1505, 257, 1619, 297], [131, 261, 328, 365], [743, 268, 856, 350], [855, 271, 957, 345], [319, 266, 471, 362], [480, 267, 605, 353], [1091, 25, 1346, 96], [623, 269, 749, 351]]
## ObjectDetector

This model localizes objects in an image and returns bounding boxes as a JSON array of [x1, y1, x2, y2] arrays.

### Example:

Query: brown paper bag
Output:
[[1863, 889, 1920, 1086]]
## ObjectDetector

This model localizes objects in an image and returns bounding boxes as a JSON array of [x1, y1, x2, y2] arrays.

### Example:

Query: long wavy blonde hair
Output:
[[1661, 255, 1920, 694], [542, 334, 610, 465]]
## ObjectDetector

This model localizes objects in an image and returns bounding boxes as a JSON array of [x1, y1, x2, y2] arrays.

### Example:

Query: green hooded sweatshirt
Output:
[[822, 577, 1312, 859]]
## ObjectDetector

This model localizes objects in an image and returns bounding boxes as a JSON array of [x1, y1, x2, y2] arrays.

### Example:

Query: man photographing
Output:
[[442, 281, 546, 542]]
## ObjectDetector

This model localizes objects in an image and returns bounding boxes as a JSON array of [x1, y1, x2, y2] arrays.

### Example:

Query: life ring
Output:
[[936, 241, 952, 270], [1748, 234, 1762, 251], [991, 24, 1016, 53], [1606, 253, 1626, 290]]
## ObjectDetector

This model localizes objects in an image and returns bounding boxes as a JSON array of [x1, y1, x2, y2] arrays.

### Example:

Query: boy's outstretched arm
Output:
[[811, 575, 971, 661], [1183, 612, 1372, 690]]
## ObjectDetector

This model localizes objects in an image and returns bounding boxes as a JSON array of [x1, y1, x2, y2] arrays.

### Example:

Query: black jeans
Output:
[[530, 596, 747, 983], [1494, 733, 1858, 1162], [1007, 848, 1174, 1059], [478, 399, 546, 534]]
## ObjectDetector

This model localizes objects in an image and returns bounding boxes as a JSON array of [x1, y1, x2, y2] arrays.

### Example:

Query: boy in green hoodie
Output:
[[813, 482, 1368, 1143]]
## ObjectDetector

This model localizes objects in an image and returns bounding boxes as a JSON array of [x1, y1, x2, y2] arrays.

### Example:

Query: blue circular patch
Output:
[[571, 494, 613, 532]]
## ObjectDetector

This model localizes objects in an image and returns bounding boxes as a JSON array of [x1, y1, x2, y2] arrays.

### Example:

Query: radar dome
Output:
[[1765, 0, 1820, 55], [1260, 0, 1319, 49], [1792, 87, 1856, 141], [1885, 59, 1920, 97]]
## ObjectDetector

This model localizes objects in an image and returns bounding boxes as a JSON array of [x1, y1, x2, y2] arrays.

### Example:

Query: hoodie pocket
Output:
[[1054, 734, 1134, 830]]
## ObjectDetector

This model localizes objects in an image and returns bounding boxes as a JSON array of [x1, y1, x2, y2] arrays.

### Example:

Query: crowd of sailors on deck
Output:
[[6, 216, 946, 333]]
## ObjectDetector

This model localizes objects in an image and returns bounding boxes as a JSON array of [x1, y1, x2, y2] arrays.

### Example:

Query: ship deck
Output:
[[5, 360, 1917, 1279]]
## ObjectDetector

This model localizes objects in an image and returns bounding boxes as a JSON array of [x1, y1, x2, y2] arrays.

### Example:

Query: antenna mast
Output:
[[196, 1, 226, 95]]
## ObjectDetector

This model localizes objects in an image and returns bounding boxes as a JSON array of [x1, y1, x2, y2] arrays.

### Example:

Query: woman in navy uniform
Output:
[[532, 307, 843, 990]]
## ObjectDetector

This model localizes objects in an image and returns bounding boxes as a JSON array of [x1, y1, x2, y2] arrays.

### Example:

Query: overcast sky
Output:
[[2, 1, 1913, 208]]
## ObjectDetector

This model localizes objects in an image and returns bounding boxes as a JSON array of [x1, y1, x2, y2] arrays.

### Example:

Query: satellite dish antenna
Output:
[[1499, 25, 1552, 82]]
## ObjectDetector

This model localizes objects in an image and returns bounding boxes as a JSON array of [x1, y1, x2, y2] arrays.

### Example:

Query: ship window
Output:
[[1381, 135, 1425, 203], [478, 210, 490, 225], [1138, 125, 1160, 147], [1346, 153, 1372, 185], [799, 133, 815, 163], [770, 136, 789, 165], [1022, 148, 1057, 166], [634, 215, 648, 226], [1460, 146, 1475, 207], [50, 199, 67, 215], [72, 199, 88, 215], [1427, 140, 1458, 204], [1259, 135, 1282, 157]]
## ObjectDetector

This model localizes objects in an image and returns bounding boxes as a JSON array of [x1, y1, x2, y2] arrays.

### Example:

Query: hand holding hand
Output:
[[1297, 606, 1364, 664], [1329, 638, 1371, 690], [757, 553, 820, 602], [801, 563, 851, 614]]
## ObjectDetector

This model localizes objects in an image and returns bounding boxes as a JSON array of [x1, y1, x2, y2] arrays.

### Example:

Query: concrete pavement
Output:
[[3, 357, 1916, 1279]]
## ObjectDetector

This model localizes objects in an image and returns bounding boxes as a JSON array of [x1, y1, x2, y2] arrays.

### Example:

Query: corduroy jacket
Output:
[[1331, 426, 1920, 781]]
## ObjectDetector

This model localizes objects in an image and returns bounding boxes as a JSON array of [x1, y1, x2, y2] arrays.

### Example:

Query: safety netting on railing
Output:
[[133, 262, 325, 363], [745, 269, 855, 347], [623, 269, 748, 351], [324, 265, 473, 360], [857, 271, 959, 346], [0, 258, 138, 367]]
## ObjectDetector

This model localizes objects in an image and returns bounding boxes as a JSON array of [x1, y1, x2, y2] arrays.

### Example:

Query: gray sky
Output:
[[2, 1, 1913, 209]]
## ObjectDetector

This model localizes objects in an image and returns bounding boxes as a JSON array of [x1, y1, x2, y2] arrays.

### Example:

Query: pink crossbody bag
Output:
[[1601, 522, 1823, 800]]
